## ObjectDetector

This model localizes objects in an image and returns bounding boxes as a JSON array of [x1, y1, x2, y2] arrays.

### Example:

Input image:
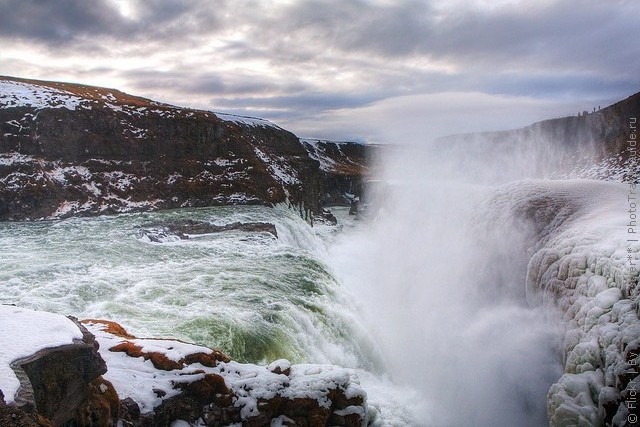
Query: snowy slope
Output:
[[301, 139, 368, 175], [0, 77, 279, 129], [83, 320, 368, 424]]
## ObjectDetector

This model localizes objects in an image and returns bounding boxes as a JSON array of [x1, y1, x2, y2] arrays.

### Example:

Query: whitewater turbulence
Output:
[[0, 204, 426, 424], [329, 162, 562, 425]]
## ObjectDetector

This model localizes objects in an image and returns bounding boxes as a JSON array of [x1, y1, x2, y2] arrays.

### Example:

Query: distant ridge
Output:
[[437, 90, 640, 181]]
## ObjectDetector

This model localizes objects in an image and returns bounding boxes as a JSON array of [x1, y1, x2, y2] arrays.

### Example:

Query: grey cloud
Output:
[[258, 0, 435, 58], [216, 92, 380, 111], [429, 1, 640, 72], [481, 73, 639, 101], [2, 0, 637, 138], [0, 0, 131, 42], [0, 0, 224, 47], [250, 0, 639, 81], [208, 91, 388, 127], [122, 69, 309, 99], [308, 0, 436, 56]]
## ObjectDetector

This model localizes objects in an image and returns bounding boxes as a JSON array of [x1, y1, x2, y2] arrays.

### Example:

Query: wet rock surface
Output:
[[139, 220, 278, 242]]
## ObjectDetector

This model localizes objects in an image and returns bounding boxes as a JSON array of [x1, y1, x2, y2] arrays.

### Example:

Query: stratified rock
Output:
[[0, 77, 325, 221]]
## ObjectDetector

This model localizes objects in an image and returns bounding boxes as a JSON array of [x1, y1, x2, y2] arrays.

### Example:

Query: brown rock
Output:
[[109, 341, 183, 371], [183, 349, 230, 367], [73, 377, 120, 427], [81, 319, 136, 339], [179, 374, 232, 404], [0, 390, 38, 427]]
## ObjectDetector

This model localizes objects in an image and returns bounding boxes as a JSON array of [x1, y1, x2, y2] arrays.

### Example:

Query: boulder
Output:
[[0, 306, 119, 426]]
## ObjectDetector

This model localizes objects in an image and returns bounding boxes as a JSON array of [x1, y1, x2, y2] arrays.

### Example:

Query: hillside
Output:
[[301, 139, 372, 205], [0, 76, 369, 221]]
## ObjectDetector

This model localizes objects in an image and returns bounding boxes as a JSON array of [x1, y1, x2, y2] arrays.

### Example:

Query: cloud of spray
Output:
[[328, 135, 590, 425]]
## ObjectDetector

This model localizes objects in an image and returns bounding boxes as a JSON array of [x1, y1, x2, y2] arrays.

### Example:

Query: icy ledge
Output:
[[487, 179, 639, 426], [0, 306, 368, 426]]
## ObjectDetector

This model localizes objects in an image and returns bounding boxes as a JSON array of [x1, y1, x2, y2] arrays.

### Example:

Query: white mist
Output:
[[329, 141, 568, 426]]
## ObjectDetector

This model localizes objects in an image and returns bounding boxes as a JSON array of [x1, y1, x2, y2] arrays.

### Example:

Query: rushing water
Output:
[[0, 203, 428, 424], [0, 205, 368, 364]]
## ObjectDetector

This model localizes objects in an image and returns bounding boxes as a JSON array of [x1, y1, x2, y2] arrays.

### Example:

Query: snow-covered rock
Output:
[[83, 319, 368, 426], [0, 305, 114, 426], [0, 306, 368, 426], [484, 180, 639, 426]]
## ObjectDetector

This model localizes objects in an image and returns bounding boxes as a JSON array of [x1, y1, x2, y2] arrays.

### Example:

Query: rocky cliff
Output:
[[435, 93, 640, 425], [480, 180, 639, 426], [301, 139, 373, 206], [0, 76, 367, 222]]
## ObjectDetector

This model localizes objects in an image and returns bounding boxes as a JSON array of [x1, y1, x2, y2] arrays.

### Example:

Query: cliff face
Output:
[[482, 180, 639, 426], [435, 92, 639, 425], [0, 76, 331, 221], [301, 139, 376, 206]]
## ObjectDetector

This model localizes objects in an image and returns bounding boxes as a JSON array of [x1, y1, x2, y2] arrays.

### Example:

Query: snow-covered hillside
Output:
[[0, 76, 364, 221]]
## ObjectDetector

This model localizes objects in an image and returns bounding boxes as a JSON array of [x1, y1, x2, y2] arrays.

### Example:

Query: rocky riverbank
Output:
[[0, 306, 368, 426]]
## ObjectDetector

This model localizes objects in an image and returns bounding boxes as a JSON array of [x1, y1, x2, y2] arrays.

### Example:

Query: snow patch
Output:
[[84, 321, 367, 421], [215, 113, 280, 129], [213, 158, 240, 167], [301, 138, 365, 173], [0, 80, 86, 110], [253, 147, 299, 185], [0, 152, 36, 166]]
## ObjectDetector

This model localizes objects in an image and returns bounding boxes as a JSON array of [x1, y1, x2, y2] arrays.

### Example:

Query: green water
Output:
[[0, 205, 377, 368]]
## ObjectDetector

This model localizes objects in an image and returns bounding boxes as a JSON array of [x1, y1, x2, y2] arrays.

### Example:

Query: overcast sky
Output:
[[0, 0, 638, 143]]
